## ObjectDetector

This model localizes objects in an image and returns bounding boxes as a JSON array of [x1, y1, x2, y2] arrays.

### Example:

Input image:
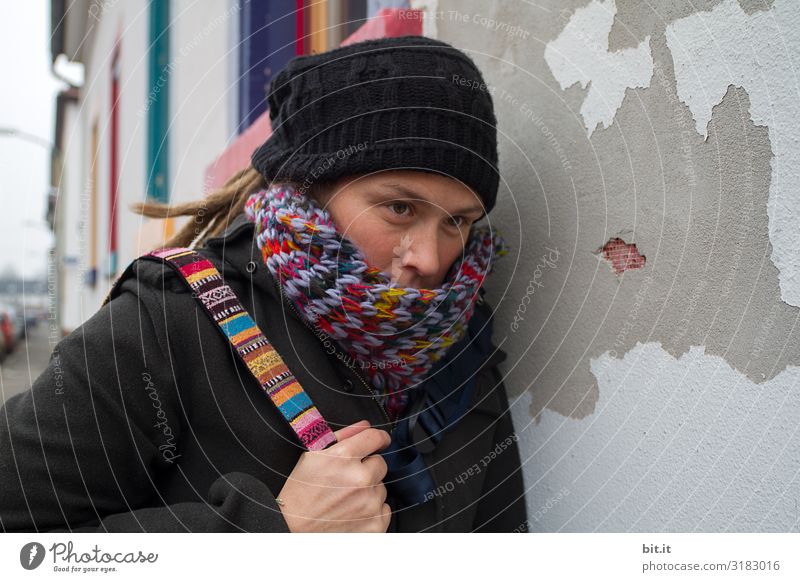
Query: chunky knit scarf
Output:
[[244, 183, 509, 422]]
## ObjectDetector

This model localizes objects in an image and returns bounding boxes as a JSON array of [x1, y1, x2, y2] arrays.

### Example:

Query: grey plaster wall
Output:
[[425, 0, 800, 531]]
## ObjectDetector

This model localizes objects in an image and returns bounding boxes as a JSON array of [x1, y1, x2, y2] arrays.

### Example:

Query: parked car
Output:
[[0, 317, 6, 362], [0, 305, 18, 354], [11, 306, 26, 340], [24, 310, 40, 333]]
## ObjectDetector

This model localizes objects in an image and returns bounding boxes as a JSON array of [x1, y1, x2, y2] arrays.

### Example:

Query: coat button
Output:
[[245, 261, 257, 273], [343, 379, 354, 393]]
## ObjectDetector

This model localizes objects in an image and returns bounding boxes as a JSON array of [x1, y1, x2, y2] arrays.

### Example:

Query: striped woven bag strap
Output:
[[105, 246, 337, 452]]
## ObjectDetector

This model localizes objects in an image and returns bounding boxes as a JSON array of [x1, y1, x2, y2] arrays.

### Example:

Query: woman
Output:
[[0, 35, 526, 532]]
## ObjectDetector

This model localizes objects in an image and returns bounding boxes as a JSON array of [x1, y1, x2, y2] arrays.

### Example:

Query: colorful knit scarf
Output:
[[244, 183, 509, 422]]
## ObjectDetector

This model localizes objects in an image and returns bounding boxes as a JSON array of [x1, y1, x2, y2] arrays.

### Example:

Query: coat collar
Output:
[[205, 211, 255, 247], [203, 211, 286, 310]]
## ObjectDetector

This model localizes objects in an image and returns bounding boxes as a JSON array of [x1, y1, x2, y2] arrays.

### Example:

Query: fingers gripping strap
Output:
[[146, 247, 337, 451]]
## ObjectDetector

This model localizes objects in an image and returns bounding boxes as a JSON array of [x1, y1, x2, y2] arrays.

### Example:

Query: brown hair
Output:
[[130, 165, 331, 249]]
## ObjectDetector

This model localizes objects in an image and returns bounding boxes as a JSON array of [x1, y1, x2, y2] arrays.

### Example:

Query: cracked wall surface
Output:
[[433, 0, 800, 531], [665, 0, 800, 308]]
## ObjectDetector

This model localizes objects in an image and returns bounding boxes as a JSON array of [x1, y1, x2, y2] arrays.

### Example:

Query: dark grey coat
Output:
[[0, 212, 526, 532]]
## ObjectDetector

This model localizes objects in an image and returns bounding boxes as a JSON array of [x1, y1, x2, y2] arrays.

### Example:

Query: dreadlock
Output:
[[130, 165, 331, 249]]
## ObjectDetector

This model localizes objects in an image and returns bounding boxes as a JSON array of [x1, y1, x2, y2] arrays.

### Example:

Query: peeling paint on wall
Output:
[[544, 0, 654, 136], [607, 1, 775, 53], [436, 0, 800, 532], [666, 0, 800, 307], [511, 341, 800, 531], [516, 0, 798, 409]]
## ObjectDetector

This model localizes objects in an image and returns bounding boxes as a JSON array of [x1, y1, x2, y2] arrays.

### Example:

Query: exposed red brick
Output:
[[601, 238, 646, 274]]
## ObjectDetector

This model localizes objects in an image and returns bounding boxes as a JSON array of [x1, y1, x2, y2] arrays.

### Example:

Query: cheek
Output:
[[342, 218, 396, 270], [442, 238, 467, 267]]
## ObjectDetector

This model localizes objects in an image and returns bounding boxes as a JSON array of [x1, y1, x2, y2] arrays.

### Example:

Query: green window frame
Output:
[[147, 0, 170, 203]]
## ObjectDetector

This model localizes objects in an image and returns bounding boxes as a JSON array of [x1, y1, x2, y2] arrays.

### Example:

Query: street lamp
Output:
[[0, 127, 55, 151]]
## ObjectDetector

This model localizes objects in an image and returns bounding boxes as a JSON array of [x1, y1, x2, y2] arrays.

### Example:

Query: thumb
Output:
[[333, 419, 371, 442]]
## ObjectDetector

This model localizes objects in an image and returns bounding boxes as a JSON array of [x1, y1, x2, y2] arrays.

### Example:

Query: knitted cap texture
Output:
[[250, 35, 499, 214]]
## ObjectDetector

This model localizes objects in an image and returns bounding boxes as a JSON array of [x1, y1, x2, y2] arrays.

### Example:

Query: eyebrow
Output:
[[380, 182, 484, 216]]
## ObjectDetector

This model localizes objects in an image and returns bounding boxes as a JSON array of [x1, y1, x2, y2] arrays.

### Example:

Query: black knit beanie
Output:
[[250, 35, 500, 216]]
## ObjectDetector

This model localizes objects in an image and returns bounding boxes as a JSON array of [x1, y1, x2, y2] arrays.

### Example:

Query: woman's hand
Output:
[[277, 419, 392, 532]]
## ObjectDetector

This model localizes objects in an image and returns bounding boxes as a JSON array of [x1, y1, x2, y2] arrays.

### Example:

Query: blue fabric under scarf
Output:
[[381, 295, 503, 509]]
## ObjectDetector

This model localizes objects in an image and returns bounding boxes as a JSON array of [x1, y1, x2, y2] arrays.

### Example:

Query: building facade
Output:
[[49, 0, 414, 332]]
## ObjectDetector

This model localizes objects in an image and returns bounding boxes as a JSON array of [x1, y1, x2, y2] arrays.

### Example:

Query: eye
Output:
[[448, 215, 469, 228], [387, 202, 412, 216]]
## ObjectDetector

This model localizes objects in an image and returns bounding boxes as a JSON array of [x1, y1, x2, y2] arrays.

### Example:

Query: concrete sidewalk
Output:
[[0, 323, 54, 405]]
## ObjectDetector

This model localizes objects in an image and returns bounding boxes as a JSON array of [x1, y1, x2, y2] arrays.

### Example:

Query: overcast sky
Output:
[[0, 2, 65, 280]]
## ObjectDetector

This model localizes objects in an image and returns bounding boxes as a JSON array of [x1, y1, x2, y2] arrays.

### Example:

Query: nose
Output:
[[396, 228, 441, 283]]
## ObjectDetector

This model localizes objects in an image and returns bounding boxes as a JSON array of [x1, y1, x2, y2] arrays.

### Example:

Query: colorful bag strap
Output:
[[103, 247, 337, 452]]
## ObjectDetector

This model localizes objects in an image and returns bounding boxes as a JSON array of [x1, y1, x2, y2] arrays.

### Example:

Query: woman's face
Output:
[[313, 170, 485, 289]]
